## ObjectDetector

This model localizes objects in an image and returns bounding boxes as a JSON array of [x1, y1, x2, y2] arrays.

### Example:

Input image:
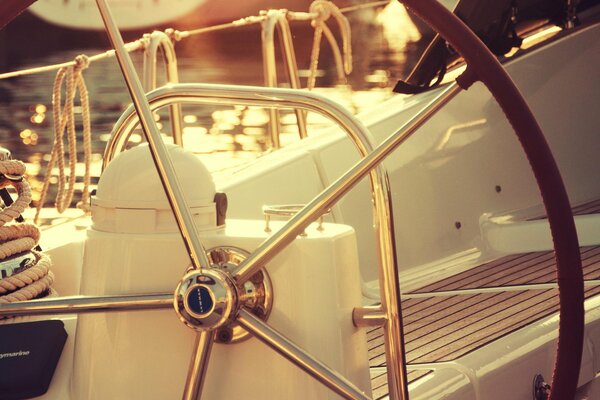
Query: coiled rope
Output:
[[0, 160, 32, 225], [35, 55, 93, 223], [0, 159, 54, 305]]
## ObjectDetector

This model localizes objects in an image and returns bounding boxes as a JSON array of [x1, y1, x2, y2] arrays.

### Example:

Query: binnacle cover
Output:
[[0, 320, 67, 400]]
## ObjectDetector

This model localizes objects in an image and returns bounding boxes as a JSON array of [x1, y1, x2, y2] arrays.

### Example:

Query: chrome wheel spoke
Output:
[[0, 293, 173, 317], [182, 331, 214, 400], [232, 83, 461, 285], [237, 309, 371, 400], [96, 0, 210, 272]]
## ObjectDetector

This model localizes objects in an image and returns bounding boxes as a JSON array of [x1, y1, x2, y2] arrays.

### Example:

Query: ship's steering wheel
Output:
[[0, 0, 583, 399], [103, 0, 585, 397]]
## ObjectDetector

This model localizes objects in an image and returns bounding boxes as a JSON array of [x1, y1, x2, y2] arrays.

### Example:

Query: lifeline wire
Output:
[[0, 0, 391, 80]]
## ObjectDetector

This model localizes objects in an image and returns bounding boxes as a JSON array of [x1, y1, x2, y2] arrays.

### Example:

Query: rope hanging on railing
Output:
[[0, 159, 54, 305], [306, 0, 353, 90], [35, 54, 93, 222]]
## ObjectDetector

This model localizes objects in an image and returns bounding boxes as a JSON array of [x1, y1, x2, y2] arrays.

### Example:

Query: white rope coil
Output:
[[0, 252, 52, 295], [0, 244, 54, 306], [0, 224, 40, 259], [0, 159, 55, 307], [0, 161, 32, 226], [35, 54, 93, 222]]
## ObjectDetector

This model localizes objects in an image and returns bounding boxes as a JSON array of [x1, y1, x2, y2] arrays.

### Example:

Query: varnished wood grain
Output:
[[368, 243, 600, 398]]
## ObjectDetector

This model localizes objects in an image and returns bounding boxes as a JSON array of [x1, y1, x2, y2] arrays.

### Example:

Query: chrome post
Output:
[[353, 305, 386, 328], [182, 332, 214, 400], [142, 34, 154, 91], [94, 0, 211, 272], [238, 309, 370, 400], [142, 31, 184, 146], [565, 0, 577, 29], [261, 9, 309, 148], [276, 12, 308, 139], [261, 10, 281, 149]]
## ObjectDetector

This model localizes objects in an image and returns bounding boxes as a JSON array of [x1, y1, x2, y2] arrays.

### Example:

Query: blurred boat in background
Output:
[[28, 0, 355, 30]]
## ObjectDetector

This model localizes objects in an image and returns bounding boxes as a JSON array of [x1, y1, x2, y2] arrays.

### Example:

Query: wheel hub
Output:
[[174, 268, 237, 331], [174, 246, 273, 340]]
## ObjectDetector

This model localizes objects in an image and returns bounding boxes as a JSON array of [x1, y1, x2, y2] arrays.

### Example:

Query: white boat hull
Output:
[[29, 0, 205, 30]]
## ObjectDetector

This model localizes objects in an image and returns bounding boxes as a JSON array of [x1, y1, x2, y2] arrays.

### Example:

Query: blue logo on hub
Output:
[[187, 286, 213, 315]]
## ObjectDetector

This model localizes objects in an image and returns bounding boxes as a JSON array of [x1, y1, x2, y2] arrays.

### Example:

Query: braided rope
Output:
[[0, 224, 40, 259], [0, 159, 26, 176], [77, 58, 93, 213], [0, 160, 55, 307], [0, 273, 55, 303], [0, 249, 54, 306], [307, 0, 353, 90], [321, 24, 346, 82], [308, 22, 324, 90], [35, 55, 93, 222], [0, 173, 32, 227], [0, 246, 54, 306], [0, 252, 51, 294]]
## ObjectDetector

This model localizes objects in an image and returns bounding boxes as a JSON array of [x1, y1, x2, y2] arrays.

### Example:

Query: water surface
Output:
[[0, 4, 418, 211]]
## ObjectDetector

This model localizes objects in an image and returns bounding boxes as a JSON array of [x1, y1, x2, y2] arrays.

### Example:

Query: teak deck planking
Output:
[[368, 199, 600, 398]]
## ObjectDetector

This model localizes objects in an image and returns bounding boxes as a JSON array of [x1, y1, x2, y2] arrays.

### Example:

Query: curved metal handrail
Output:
[[261, 9, 308, 147], [106, 82, 403, 390], [142, 31, 184, 145], [104, 83, 368, 169]]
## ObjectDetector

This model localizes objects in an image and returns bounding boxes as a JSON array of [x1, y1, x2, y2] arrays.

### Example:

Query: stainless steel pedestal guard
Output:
[[103, 82, 460, 399]]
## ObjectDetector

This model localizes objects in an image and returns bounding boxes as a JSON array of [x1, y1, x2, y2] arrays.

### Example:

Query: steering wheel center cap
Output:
[[185, 285, 215, 317], [174, 269, 236, 331]]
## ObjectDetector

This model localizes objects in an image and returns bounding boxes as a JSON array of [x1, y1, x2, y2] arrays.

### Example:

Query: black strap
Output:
[[393, 60, 447, 95]]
